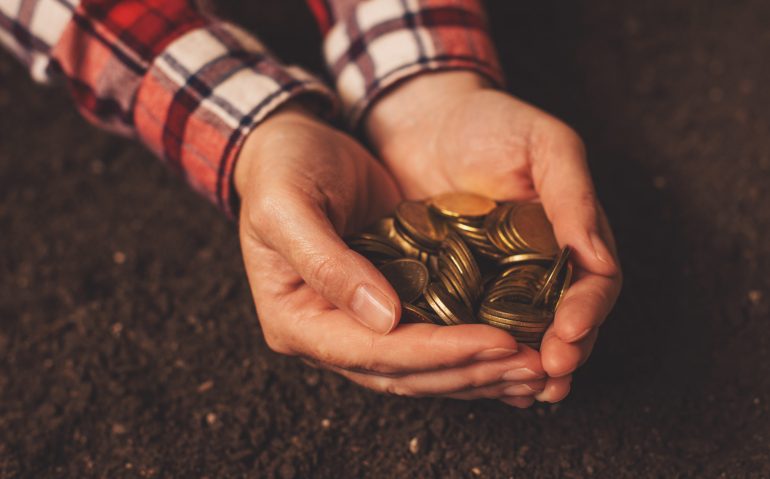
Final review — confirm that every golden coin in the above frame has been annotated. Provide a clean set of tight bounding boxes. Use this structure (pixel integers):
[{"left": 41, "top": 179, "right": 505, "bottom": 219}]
[
  {"left": 424, "top": 282, "right": 475, "bottom": 325},
  {"left": 532, "top": 246, "right": 572, "bottom": 307},
  {"left": 437, "top": 263, "right": 474, "bottom": 309},
  {"left": 391, "top": 223, "right": 426, "bottom": 259},
  {"left": 429, "top": 192, "right": 497, "bottom": 220},
  {"left": 401, "top": 303, "right": 439, "bottom": 324},
  {"left": 378, "top": 258, "right": 429, "bottom": 304},
  {"left": 395, "top": 201, "right": 447, "bottom": 249},
  {"left": 509, "top": 203, "right": 559, "bottom": 254},
  {"left": 497, "top": 252, "right": 556, "bottom": 267},
  {"left": 440, "top": 233, "right": 482, "bottom": 297},
  {"left": 546, "top": 259, "right": 573, "bottom": 312},
  {"left": 450, "top": 221, "right": 488, "bottom": 238},
  {"left": 479, "top": 302, "right": 551, "bottom": 324}
]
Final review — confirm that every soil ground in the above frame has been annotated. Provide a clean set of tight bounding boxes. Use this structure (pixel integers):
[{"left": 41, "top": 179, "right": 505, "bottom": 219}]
[{"left": 2, "top": 0, "right": 770, "bottom": 477}]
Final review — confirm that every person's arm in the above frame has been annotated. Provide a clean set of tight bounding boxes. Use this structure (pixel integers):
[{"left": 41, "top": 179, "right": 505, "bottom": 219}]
[
  {"left": 0, "top": 0, "right": 335, "bottom": 217},
  {"left": 308, "top": 0, "right": 622, "bottom": 404},
  {"left": 1, "top": 0, "right": 549, "bottom": 405}
]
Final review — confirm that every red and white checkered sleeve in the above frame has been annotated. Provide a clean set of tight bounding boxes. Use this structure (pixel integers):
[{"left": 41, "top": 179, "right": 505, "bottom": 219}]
[
  {"left": 0, "top": 0, "right": 79, "bottom": 82},
  {"left": 310, "top": 0, "right": 505, "bottom": 126},
  {"left": 2, "top": 1, "right": 336, "bottom": 218}
]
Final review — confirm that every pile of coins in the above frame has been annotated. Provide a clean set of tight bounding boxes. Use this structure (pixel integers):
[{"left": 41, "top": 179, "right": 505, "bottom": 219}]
[{"left": 346, "top": 192, "right": 572, "bottom": 349}]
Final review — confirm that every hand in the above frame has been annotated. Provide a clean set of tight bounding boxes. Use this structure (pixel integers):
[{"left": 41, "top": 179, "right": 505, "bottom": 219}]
[
  {"left": 365, "top": 72, "right": 623, "bottom": 404},
  {"left": 235, "top": 104, "right": 547, "bottom": 404}
]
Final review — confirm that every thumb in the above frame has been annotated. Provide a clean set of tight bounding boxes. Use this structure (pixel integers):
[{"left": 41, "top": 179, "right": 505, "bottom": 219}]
[
  {"left": 532, "top": 126, "right": 622, "bottom": 342},
  {"left": 246, "top": 189, "right": 401, "bottom": 334},
  {"left": 533, "top": 127, "right": 619, "bottom": 277}
]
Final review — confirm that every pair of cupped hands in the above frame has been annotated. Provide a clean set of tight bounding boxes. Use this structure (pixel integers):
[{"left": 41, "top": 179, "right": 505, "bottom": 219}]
[{"left": 234, "top": 71, "right": 622, "bottom": 408}]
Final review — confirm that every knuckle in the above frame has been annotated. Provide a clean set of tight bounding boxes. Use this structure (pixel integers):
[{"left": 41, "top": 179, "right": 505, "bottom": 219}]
[
  {"left": 259, "top": 318, "right": 293, "bottom": 356},
  {"left": 262, "top": 331, "right": 292, "bottom": 356},
  {"left": 246, "top": 192, "right": 284, "bottom": 233}
]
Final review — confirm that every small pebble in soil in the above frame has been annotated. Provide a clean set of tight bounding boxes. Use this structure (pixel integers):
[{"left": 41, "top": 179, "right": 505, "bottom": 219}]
[
  {"left": 206, "top": 412, "right": 217, "bottom": 425},
  {"left": 321, "top": 418, "right": 331, "bottom": 429},
  {"left": 748, "top": 290, "right": 762, "bottom": 304},
  {"left": 113, "top": 251, "right": 126, "bottom": 264},
  {"left": 471, "top": 466, "right": 482, "bottom": 476},
  {"left": 197, "top": 380, "right": 214, "bottom": 393},
  {"left": 111, "top": 322, "right": 123, "bottom": 337},
  {"left": 408, "top": 436, "right": 420, "bottom": 455}
]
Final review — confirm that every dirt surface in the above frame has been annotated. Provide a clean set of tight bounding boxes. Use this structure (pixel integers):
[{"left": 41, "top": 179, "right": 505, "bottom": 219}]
[{"left": 1, "top": 1, "right": 769, "bottom": 477}]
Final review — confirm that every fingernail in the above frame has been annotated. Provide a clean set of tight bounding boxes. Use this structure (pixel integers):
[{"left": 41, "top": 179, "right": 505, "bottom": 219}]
[
  {"left": 590, "top": 233, "right": 611, "bottom": 264},
  {"left": 473, "top": 347, "right": 518, "bottom": 361},
  {"left": 503, "top": 382, "right": 545, "bottom": 396},
  {"left": 351, "top": 284, "right": 396, "bottom": 334},
  {"left": 501, "top": 368, "right": 542, "bottom": 381},
  {"left": 562, "top": 327, "right": 592, "bottom": 343}
]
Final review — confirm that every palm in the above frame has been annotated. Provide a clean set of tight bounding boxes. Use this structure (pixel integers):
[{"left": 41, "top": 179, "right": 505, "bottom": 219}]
[
  {"left": 380, "top": 90, "right": 545, "bottom": 202},
  {"left": 372, "top": 85, "right": 621, "bottom": 401}
]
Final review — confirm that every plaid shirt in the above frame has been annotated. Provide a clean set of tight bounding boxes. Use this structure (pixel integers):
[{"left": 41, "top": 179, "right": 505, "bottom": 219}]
[{"left": 0, "top": 0, "right": 502, "bottom": 217}]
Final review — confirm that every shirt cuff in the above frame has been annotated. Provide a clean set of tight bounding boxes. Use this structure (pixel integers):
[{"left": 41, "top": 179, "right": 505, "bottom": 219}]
[
  {"left": 322, "top": 0, "right": 505, "bottom": 126},
  {"left": 134, "top": 21, "right": 336, "bottom": 218},
  {"left": 0, "top": 0, "right": 79, "bottom": 82}
]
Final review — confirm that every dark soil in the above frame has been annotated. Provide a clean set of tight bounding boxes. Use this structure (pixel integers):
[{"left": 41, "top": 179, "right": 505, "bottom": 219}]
[{"left": 2, "top": 0, "right": 769, "bottom": 477}]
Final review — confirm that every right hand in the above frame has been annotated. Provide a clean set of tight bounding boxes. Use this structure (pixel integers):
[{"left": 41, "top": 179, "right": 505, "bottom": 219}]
[{"left": 234, "top": 104, "right": 546, "bottom": 405}]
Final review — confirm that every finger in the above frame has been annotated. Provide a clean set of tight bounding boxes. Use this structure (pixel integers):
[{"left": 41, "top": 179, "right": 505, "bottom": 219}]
[
  {"left": 531, "top": 125, "right": 620, "bottom": 279},
  {"left": 534, "top": 374, "right": 573, "bottom": 403},
  {"left": 445, "top": 380, "right": 544, "bottom": 400},
  {"left": 323, "top": 346, "right": 544, "bottom": 396},
  {"left": 329, "top": 365, "right": 545, "bottom": 399},
  {"left": 541, "top": 326, "right": 599, "bottom": 378},
  {"left": 552, "top": 269, "right": 621, "bottom": 342},
  {"left": 265, "top": 294, "right": 521, "bottom": 374},
  {"left": 500, "top": 396, "right": 536, "bottom": 409},
  {"left": 248, "top": 188, "right": 401, "bottom": 334}
]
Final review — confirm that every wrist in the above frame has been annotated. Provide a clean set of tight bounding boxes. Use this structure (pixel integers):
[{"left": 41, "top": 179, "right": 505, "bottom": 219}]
[
  {"left": 234, "top": 101, "right": 319, "bottom": 200},
  {"left": 364, "top": 71, "right": 491, "bottom": 153}
]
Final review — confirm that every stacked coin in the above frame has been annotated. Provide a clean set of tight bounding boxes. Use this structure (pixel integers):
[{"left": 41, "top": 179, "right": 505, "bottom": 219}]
[{"left": 345, "top": 192, "right": 572, "bottom": 349}]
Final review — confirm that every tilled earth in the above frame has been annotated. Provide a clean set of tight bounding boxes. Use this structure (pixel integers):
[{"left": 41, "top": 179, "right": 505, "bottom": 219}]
[{"left": 1, "top": 1, "right": 769, "bottom": 477}]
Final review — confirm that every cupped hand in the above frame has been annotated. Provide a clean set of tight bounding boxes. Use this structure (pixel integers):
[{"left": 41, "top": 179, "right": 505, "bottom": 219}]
[
  {"left": 234, "top": 104, "right": 546, "bottom": 404},
  {"left": 365, "top": 72, "right": 623, "bottom": 404}
]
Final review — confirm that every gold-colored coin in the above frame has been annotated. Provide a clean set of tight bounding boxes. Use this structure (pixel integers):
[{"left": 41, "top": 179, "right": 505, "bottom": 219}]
[
  {"left": 429, "top": 192, "right": 497, "bottom": 220},
  {"left": 346, "top": 233, "right": 403, "bottom": 265},
  {"left": 479, "top": 301, "right": 551, "bottom": 324},
  {"left": 546, "top": 258, "right": 573, "bottom": 312},
  {"left": 532, "top": 246, "right": 572, "bottom": 307},
  {"left": 498, "top": 252, "right": 556, "bottom": 267},
  {"left": 508, "top": 203, "right": 559, "bottom": 255},
  {"left": 395, "top": 201, "right": 447, "bottom": 249},
  {"left": 484, "top": 204, "right": 519, "bottom": 254},
  {"left": 401, "top": 303, "right": 439, "bottom": 324},
  {"left": 424, "top": 282, "right": 475, "bottom": 326},
  {"left": 378, "top": 258, "right": 429, "bottom": 304}
]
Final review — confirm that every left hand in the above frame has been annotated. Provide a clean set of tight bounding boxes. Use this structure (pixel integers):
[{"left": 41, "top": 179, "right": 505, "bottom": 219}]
[{"left": 364, "top": 71, "right": 623, "bottom": 404}]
